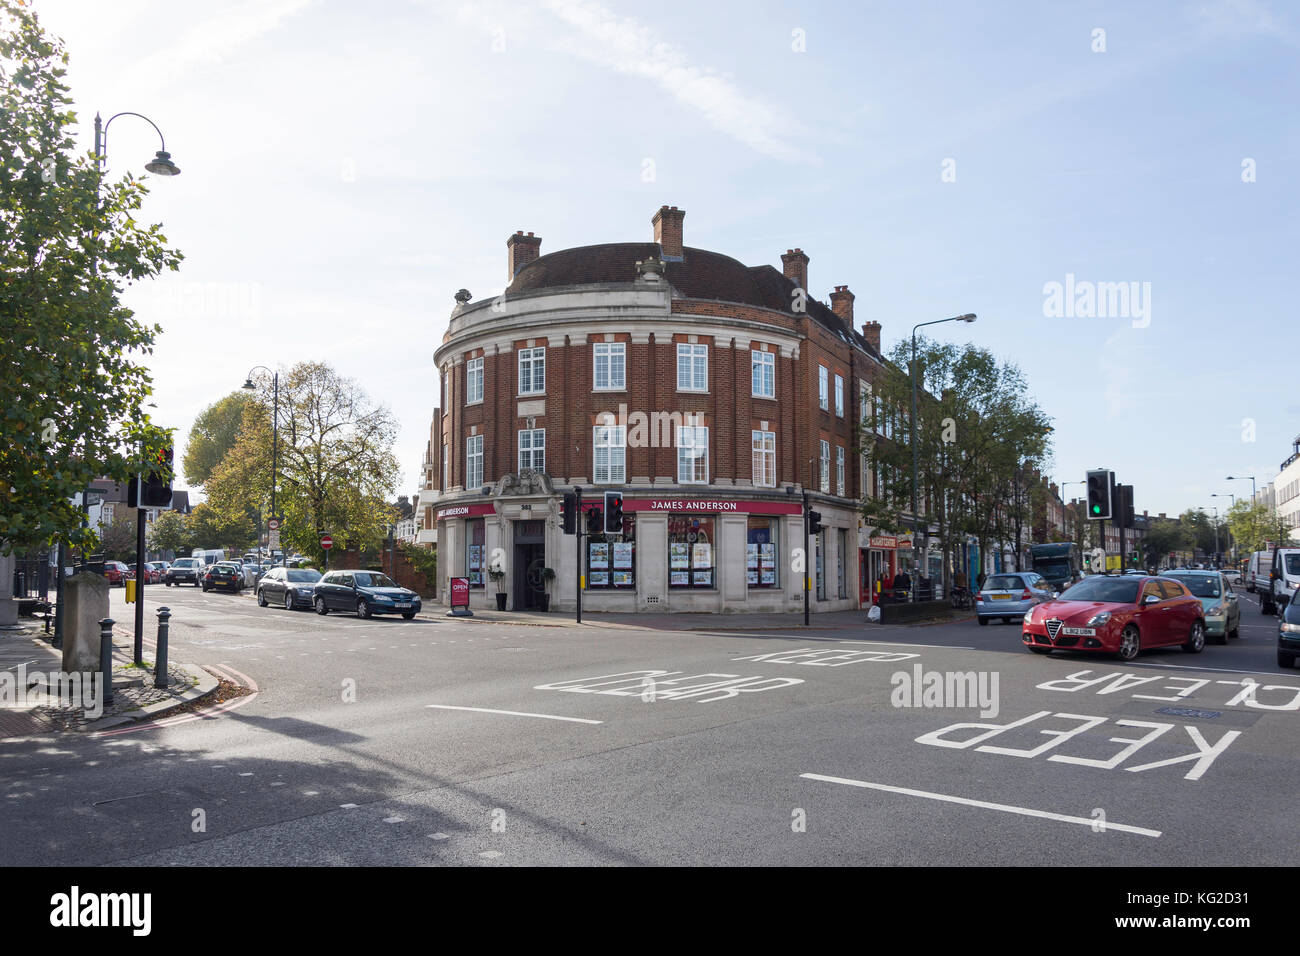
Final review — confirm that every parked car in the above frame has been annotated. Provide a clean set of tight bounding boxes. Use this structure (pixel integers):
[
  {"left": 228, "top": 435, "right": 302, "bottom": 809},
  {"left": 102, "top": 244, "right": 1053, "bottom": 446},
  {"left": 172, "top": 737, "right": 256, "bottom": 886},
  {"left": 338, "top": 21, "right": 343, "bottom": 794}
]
[
  {"left": 1221, "top": 568, "right": 1241, "bottom": 586},
  {"left": 1023, "top": 574, "right": 1206, "bottom": 661},
  {"left": 312, "top": 570, "right": 421, "bottom": 619},
  {"left": 202, "top": 561, "right": 245, "bottom": 593},
  {"left": 1279, "top": 598, "right": 1300, "bottom": 668},
  {"left": 103, "top": 561, "right": 135, "bottom": 587},
  {"left": 257, "top": 567, "right": 322, "bottom": 610},
  {"left": 1164, "top": 570, "right": 1240, "bottom": 643},
  {"left": 165, "top": 557, "right": 204, "bottom": 587},
  {"left": 974, "top": 571, "right": 1056, "bottom": 626}
]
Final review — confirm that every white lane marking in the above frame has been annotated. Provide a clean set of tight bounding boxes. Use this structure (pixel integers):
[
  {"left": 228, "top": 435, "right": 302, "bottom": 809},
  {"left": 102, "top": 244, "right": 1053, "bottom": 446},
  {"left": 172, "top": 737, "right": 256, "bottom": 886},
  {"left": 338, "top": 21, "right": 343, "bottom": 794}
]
[
  {"left": 480, "top": 850, "right": 502, "bottom": 859},
  {"left": 340, "top": 803, "right": 358, "bottom": 809},
  {"left": 428, "top": 832, "right": 449, "bottom": 840},
  {"left": 838, "top": 640, "right": 974, "bottom": 649},
  {"left": 424, "top": 704, "right": 602, "bottom": 725},
  {"left": 1121, "top": 661, "right": 1291, "bottom": 678},
  {"left": 800, "top": 773, "right": 1162, "bottom": 838}
]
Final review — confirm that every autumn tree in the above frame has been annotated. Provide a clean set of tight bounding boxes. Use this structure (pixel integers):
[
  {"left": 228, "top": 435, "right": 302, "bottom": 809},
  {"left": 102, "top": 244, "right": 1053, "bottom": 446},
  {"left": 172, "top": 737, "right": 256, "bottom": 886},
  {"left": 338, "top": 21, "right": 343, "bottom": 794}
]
[
  {"left": 0, "top": 0, "right": 182, "bottom": 554},
  {"left": 182, "top": 391, "right": 252, "bottom": 486}
]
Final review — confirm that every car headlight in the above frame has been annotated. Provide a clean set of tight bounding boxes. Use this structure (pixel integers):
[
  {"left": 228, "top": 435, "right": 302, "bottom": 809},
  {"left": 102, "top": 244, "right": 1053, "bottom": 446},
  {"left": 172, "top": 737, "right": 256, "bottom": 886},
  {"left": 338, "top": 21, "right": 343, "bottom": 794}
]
[
  {"left": 1086, "top": 612, "right": 1112, "bottom": 627},
  {"left": 1023, "top": 609, "right": 1034, "bottom": 624},
  {"left": 1281, "top": 622, "right": 1300, "bottom": 634},
  {"left": 373, "top": 593, "right": 392, "bottom": 601},
  {"left": 297, "top": 587, "right": 313, "bottom": 594},
  {"left": 1205, "top": 604, "right": 1224, "bottom": 616}
]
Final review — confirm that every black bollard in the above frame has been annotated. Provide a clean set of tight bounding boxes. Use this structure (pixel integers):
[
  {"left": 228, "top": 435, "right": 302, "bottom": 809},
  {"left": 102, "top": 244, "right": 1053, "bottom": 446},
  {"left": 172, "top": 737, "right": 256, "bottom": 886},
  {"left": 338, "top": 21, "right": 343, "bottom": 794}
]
[
  {"left": 154, "top": 606, "right": 171, "bottom": 689},
  {"left": 99, "top": 617, "right": 115, "bottom": 707}
]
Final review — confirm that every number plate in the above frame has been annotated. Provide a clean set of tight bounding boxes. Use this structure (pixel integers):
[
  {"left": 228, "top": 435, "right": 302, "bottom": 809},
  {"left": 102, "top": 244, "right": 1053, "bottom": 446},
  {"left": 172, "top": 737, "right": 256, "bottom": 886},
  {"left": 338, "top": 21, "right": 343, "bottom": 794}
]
[
  {"left": 990, "top": 593, "right": 1013, "bottom": 601},
  {"left": 396, "top": 603, "right": 411, "bottom": 609}
]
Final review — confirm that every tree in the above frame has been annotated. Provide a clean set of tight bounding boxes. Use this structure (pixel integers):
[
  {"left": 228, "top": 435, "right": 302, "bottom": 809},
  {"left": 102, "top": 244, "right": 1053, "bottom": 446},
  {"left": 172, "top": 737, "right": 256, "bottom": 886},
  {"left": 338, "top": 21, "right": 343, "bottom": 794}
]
[
  {"left": 182, "top": 391, "right": 252, "bottom": 486},
  {"left": 1227, "top": 500, "right": 1295, "bottom": 556},
  {"left": 0, "top": 1, "right": 183, "bottom": 554},
  {"left": 99, "top": 512, "right": 136, "bottom": 561},
  {"left": 147, "top": 509, "right": 190, "bottom": 555},
  {"left": 203, "top": 362, "right": 401, "bottom": 566},
  {"left": 187, "top": 502, "right": 254, "bottom": 552},
  {"left": 1142, "top": 517, "right": 1191, "bottom": 568}
]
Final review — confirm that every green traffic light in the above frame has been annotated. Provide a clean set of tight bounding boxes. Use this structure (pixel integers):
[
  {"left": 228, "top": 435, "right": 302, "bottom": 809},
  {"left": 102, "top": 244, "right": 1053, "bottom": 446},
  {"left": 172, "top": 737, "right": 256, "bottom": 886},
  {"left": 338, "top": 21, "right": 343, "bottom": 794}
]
[{"left": 1091, "top": 505, "right": 1101, "bottom": 514}]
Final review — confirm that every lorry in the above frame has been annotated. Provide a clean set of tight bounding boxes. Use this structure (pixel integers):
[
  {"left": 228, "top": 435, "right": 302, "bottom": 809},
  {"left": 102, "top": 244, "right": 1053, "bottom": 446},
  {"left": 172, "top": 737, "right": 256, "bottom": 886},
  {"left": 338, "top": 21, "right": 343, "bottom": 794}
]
[
  {"left": 1028, "top": 542, "right": 1081, "bottom": 592},
  {"left": 1249, "top": 547, "right": 1300, "bottom": 615}
]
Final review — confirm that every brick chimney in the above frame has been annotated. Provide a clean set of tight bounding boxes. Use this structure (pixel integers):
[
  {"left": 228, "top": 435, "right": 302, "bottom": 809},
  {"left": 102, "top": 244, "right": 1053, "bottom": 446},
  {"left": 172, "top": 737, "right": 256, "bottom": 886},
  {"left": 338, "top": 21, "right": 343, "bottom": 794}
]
[
  {"left": 652, "top": 205, "right": 685, "bottom": 260},
  {"left": 861, "top": 320, "right": 881, "bottom": 354},
  {"left": 781, "top": 248, "right": 808, "bottom": 291},
  {"left": 506, "top": 231, "right": 541, "bottom": 280},
  {"left": 829, "top": 284, "right": 854, "bottom": 323}
]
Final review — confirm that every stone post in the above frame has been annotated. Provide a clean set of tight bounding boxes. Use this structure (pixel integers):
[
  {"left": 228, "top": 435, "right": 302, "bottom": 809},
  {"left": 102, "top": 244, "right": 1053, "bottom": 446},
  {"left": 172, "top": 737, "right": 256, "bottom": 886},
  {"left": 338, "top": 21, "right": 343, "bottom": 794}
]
[{"left": 61, "top": 573, "right": 110, "bottom": 672}]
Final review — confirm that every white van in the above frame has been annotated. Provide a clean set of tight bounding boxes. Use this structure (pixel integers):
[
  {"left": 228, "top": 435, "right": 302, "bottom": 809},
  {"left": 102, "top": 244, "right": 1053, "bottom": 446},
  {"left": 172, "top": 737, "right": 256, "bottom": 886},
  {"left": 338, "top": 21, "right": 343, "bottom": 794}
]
[
  {"left": 1247, "top": 550, "right": 1269, "bottom": 594},
  {"left": 1257, "top": 547, "right": 1300, "bottom": 615},
  {"left": 192, "top": 548, "right": 228, "bottom": 567}
]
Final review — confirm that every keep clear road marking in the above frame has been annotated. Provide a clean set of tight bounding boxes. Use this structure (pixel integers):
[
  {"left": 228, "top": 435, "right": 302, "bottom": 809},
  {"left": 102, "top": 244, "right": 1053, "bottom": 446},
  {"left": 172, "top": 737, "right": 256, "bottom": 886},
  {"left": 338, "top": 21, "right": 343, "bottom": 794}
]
[
  {"left": 800, "top": 773, "right": 1162, "bottom": 839},
  {"left": 425, "top": 704, "right": 602, "bottom": 725},
  {"left": 838, "top": 640, "right": 975, "bottom": 650}
]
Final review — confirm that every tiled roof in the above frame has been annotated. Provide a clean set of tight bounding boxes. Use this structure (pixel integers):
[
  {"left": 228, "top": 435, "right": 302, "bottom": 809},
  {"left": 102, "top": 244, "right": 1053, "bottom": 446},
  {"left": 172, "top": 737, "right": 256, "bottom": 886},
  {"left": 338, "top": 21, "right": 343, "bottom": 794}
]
[{"left": 504, "top": 243, "right": 875, "bottom": 357}]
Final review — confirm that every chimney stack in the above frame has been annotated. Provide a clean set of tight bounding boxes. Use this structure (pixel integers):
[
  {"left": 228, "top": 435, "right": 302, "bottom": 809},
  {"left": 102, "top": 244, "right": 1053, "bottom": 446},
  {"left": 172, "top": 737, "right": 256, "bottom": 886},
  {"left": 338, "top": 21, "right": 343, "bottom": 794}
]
[
  {"left": 829, "top": 284, "right": 854, "bottom": 323},
  {"left": 781, "top": 248, "right": 809, "bottom": 292},
  {"left": 652, "top": 205, "right": 685, "bottom": 260},
  {"left": 507, "top": 231, "right": 542, "bottom": 281},
  {"left": 861, "top": 320, "right": 881, "bottom": 354}
]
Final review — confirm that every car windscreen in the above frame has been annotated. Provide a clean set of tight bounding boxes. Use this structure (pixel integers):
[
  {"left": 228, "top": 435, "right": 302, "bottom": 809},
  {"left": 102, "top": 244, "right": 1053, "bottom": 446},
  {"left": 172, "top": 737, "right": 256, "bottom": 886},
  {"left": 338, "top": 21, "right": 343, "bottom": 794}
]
[
  {"left": 982, "top": 575, "right": 1024, "bottom": 591},
  {"left": 1059, "top": 577, "right": 1139, "bottom": 603},
  {"left": 1167, "top": 574, "right": 1220, "bottom": 598},
  {"left": 354, "top": 572, "right": 397, "bottom": 589},
  {"left": 287, "top": 570, "right": 321, "bottom": 582},
  {"left": 1286, "top": 554, "right": 1300, "bottom": 576}
]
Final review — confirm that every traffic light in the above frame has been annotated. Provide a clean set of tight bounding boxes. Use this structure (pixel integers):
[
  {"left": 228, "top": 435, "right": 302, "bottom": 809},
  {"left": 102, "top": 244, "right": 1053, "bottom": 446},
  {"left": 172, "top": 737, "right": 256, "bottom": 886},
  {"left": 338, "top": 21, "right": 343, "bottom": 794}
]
[
  {"left": 604, "top": 491, "right": 624, "bottom": 534},
  {"left": 807, "top": 510, "right": 823, "bottom": 534},
  {"left": 126, "top": 445, "right": 174, "bottom": 508},
  {"left": 562, "top": 492, "right": 577, "bottom": 534},
  {"left": 1086, "top": 469, "right": 1112, "bottom": 520},
  {"left": 142, "top": 445, "right": 174, "bottom": 507},
  {"left": 586, "top": 506, "right": 603, "bottom": 536},
  {"left": 1116, "top": 483, "right": 1135, "bottom": 528}
]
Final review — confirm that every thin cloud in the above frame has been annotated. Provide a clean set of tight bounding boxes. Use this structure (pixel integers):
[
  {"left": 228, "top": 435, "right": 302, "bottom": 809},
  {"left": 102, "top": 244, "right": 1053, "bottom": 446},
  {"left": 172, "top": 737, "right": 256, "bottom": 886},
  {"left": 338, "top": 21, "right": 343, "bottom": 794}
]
[
  {"left": 133, "top": 0, "right": 315, "bottom": 81},
  {"left": 535, "top": 0, "right": 818, "bottom": 165}
]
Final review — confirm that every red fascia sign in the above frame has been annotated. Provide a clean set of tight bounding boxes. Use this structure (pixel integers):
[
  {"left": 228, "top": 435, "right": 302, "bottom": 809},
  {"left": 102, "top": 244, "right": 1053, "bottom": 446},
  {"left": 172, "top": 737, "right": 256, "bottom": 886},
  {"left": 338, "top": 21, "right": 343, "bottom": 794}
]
[
  {"left": 436, "top": 503, "right": 497, "bottom": 521},
  {"left": 450, "top": 577, "right": 470, "bottom": 607},
  {"left": 620, "top": 498, "right": 804, "bottom": 516}
]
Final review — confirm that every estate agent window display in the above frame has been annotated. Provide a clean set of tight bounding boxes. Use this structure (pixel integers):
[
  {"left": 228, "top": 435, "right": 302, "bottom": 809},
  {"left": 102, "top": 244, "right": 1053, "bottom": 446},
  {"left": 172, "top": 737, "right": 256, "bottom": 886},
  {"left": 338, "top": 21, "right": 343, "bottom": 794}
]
[
  {"left": 668, "top": 515, "right": 715, "bottom": 589},
  {"left": 586, "top": 515, "right": 636, "bottom": 589}
]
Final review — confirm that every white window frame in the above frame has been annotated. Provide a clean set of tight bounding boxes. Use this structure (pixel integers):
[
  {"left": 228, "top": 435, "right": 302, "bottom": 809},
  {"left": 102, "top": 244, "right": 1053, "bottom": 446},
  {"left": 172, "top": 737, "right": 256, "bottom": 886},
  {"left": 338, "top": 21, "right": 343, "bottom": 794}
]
[
  {"left": 818, "top": 365, "right": 829, "bottom": 410},
  {"left": 517, "top": 428, "right": 545, "bottom": 472},
  {"left": 836, "top": 445, "right": 845, "bottom": 497},
  {"left": 466, "top": 357, "right": 484, "bottom": 405},
  {"left": 593, "top": 425, "right": 626, "bottom": 483},
  {"left": 751, "top": 350, "right": 775, "bottom": 398},
  {"left": 834, "top": 374, "right": 844, "bottom": 418},
  {"left": 752, "top": 430, "right": 776, "bottom": 487},
  {"left": 518, "top": 347, "right": 546, "bottom": 396},
  {"left": 593, "top": 343, "right": 626, "bottom": 391},
  {"left": 676, "top": 426, "right": 709, "bottom": 484},
  {"left": 677, "top": 344, "right": 708, "bottom": 392},
  {"left": 466, "top": 435, "right": 484, "bottom": 489},
  {"left": 819, "top": 440, "right": 830, "bottom": 493}
]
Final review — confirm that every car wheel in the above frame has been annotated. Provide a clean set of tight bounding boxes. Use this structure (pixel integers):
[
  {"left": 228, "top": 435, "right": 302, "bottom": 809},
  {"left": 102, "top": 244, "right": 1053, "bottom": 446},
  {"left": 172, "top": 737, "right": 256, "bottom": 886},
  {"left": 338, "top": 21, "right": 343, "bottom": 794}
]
[
  {"left": 357, "top": 599, "right": 371, "bottom": 619},
  {"left": 1118, "top": 625, "right": 1141, "bottom": 662},
  {"left": 1182, "top": 620, "right": 1206, "bottom": 654},
  {"left": 284, "top": 592, "right": 294, "bottom": 611},
  {"left": 402, "top": 611, "right": 416, "bottom": 620},
  {"left": 1280, "top": 650, "right": 1297, "bottom": 669},
  {"left": 1230, "top": 624, "right": 1240, "bottom": 639},
  {"left": 978, "top": 617, "right": 988, "bottom": 626},
  {"left": 257, "top": 589, "right": 267, "bottom": 607},
  {"left": 315, "top": 596, "right": 328, "bottom": 616}
]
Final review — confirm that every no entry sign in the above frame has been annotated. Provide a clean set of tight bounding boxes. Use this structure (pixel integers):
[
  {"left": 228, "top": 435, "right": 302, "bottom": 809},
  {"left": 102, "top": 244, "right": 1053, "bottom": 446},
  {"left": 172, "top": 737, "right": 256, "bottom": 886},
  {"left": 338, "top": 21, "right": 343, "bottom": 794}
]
[{"left": 320, "top": 534, "right": 333, "bottom": 550}]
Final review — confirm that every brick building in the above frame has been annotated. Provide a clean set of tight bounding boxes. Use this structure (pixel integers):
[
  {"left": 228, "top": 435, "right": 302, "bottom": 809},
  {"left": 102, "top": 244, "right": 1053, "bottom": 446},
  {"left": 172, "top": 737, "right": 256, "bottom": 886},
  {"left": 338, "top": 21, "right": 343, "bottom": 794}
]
[{"left": 418, "top": 205, "right": 916, "bottom": 612}]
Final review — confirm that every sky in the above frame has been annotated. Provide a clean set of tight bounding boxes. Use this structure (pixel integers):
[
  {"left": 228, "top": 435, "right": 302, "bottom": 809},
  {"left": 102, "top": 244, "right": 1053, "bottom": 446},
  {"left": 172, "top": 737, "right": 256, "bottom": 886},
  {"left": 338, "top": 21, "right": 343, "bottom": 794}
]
[{"left": 30, "top": 0, "right": 1300, "bottom": 520}]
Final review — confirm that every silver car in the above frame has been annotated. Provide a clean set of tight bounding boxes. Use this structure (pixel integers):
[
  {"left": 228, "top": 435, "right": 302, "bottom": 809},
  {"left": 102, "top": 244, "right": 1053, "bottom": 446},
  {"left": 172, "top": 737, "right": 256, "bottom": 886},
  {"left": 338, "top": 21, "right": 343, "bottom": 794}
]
[{"left": 976, "top": 571, "right": 1057, "bottom": 625}]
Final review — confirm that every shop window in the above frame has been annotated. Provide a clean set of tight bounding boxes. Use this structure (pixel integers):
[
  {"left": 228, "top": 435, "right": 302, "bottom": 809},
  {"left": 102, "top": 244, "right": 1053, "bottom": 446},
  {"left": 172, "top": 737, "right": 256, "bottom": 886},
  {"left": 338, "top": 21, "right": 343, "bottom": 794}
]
[
  {"left": 747, "top": 517, "right": 779, "bottom": 588},
  {"left": 586, "top": 515, "right": 636, "bottom": 588},
  {"left": 466, "top": 519, "right": 485, "bottom": 588},
  {"left": 668, "top": 515, "right": 714, "bottom": 588}
]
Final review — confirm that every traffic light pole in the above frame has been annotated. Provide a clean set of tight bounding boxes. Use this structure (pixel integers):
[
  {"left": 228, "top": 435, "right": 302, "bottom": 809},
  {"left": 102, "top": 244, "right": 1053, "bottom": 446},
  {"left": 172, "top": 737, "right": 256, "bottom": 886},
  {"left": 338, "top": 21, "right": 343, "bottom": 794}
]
[
  {"left": 575, "top": 487, "right": 583, "bottom": 625},
  {"left": 134, "top": 478, "right": 146, "bottom": 665},
  {"left": 803, "top": 491, "right": 810, "bottom": 627}
]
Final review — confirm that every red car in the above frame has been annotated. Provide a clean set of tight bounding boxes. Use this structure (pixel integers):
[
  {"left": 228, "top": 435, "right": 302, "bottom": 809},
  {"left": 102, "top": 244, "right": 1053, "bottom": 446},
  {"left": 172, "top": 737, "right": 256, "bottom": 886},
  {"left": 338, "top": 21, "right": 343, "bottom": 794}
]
[
  {"left": 1022, "top": 574, "right": 1206, "bottom": 661},
  {"left": 102, "top": 561, "right": 135, "bottom": 587}
]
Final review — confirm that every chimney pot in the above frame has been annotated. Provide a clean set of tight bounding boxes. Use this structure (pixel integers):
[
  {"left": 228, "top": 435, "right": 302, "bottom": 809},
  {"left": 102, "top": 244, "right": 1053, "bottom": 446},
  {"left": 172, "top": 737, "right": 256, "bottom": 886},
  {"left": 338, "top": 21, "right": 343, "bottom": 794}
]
[
  {"left": 780, "top": 248, "right": 810, "bottom": 292},
  {"left": 860, "top": 319, "right": 881, "bottom": 354},
  {"left": 829, "top": 284, "right": 855, "bottom": 324}
]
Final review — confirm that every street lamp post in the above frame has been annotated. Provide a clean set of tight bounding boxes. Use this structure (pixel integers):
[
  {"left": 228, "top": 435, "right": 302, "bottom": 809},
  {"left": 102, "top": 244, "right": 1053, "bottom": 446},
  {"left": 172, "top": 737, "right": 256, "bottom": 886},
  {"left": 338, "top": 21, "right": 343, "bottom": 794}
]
[
  {"left": 910, "top": 313, "right": 976, "bottom": 602},
  {"left": 1212, "top": 493, "right": 1237, "bottom": 561},
  {"left": 93, "top": 110, "right": 179, "bottom": 665},
  {"left": 243, "top": 368, "right": 280, "bottom": 566},
  {"left": 1210, "top": 506, "right": 1221, "bottom": 565},
  {"left": 1226, "top": 475, "right": 1256, "bottom": 505}
]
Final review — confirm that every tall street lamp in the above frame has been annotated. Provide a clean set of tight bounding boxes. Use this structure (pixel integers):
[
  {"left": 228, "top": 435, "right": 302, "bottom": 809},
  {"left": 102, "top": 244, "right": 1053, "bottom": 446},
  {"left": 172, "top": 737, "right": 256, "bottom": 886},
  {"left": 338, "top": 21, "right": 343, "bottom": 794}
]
[
  {"left": 1226, "top": 475, "right": 1256, "bottom": 504},
  {"left": 91, "top": 110, "right": 179, "bottom": 665},
  {"left": 910, "top": 313, "right": 976, "bottom": 602},
  {"left": 243, "top": 368, "right": 280, "bottom": 566},
  {"left": 1212, "top": 493, "right": 1237, "bottom": 560}
]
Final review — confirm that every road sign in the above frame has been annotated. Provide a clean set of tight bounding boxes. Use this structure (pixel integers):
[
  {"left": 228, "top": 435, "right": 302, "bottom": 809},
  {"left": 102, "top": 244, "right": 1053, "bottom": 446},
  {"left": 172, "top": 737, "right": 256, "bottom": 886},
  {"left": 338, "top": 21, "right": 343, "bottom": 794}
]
[
  {"left": 267, "top": 518, "right": 281, "bottom": 531},
  {"left": 320, "top": 534, "right": 334, "bottom": 550},
  {"left": 268, "top": 530, "right": 281, "bottom": 549}
]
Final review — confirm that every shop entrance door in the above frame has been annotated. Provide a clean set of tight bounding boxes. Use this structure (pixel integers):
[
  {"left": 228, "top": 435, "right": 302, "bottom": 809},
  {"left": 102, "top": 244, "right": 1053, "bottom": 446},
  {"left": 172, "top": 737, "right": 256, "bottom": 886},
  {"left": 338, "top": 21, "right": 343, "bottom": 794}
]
[{"left": 513, "top": 520, "right": 546, "bottom": 611}]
